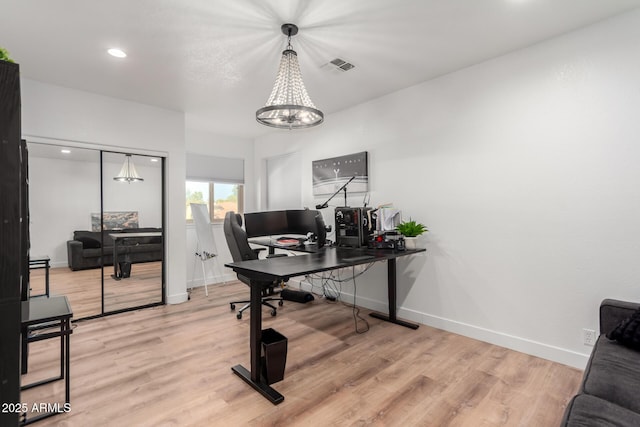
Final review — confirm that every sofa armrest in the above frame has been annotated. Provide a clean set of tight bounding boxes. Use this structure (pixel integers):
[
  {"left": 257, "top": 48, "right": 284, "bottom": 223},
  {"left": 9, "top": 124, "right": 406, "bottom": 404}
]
[
  {"left": 67, "top": 240, "right": 83, "bottom": 271},
  {"left": 600, "top": 299, "right": 640, "bottom": 335}
]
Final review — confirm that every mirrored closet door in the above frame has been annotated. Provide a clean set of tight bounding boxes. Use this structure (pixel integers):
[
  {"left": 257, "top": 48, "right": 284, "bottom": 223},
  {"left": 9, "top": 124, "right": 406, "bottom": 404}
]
[
  {"left": 28, "top": 142, "right": 103, "bottom": 318},
  {"left": 102, "top": 151, "right": 164, "bottom": 313},
  {"left": 27, "top": 141, "right": 165, "bottom": 319}
]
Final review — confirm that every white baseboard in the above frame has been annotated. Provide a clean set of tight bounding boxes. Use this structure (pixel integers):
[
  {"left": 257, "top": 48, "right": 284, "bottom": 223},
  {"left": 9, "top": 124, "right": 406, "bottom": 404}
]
[
  {"left": 413, "top": 310, "right": 590, "bottom": 370},
  {"left": 51, "top": 261, "right": 68, "bottom": 269},
  {"left": 290, "top": 278, "right": 590, "bottom": 370},
  {"left": 167, "top": 292, "right": 188, "bottom": 304},
  {"left": 187, "top": 272, "right": 236, "bottom": 289}
]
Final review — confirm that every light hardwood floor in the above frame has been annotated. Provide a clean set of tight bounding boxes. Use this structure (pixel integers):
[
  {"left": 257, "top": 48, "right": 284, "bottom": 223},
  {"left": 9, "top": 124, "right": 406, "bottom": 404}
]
[
  {"left": 21, "top": 282, "right": 582, "bottom": 426},
  {"left": 29, "top": 262, "right": 163, "bottom": 319}
]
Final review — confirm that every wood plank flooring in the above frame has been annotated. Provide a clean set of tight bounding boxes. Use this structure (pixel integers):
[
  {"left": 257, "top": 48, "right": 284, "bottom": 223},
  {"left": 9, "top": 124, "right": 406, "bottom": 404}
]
[
  {"left": 29, "top": 262, "right": 162, "bottom": 319},
  {"left": 21, "top": 282, "right": 582, "bottom": 426}
]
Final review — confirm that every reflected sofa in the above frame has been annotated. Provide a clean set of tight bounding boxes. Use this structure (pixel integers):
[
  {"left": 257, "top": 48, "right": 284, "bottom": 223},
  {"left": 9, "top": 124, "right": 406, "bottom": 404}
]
[{"left": 67, "top": 227, "right": 162, "bottom": 271}]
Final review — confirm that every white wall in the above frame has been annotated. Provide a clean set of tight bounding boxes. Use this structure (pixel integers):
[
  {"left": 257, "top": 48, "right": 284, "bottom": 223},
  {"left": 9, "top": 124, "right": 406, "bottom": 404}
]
[
  {"left": 22, "top": 79, "right": 188, "bottom": 304},
  {"left": 253, "top": 10, "right": 640, "bottom": 368},
  {"left": 29, "top": 155, "right": 101, "bottom": 267},
  {"left": 266, "top": 152, "right": 302, "bottom": 210},
  {"left": 102, "top": 157, "right": 163, "bottom": 227},
  {"left": 184, "top": 128, "right": 255, "bottom": 288}
]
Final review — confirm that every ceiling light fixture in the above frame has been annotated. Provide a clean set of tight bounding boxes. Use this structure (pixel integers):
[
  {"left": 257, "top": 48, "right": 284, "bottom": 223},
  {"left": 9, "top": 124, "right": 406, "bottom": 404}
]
[
  {"left": 60, "top": 149, "right": 71, "bottom": 154},
  {"left": 256, "top": 23, "right": 324, "bottom": 130},
  {"left": 114, "top": 154, "right": 143, "bottom": 183},
  {"left": 107, "top": 48, "right": 127, "bottom": 58}
]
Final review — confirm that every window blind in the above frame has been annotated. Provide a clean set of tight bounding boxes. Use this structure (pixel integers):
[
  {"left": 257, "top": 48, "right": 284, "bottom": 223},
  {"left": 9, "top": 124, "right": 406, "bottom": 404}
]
[{"left": 186, "top": 153, "right": 244, "bottom": 184}]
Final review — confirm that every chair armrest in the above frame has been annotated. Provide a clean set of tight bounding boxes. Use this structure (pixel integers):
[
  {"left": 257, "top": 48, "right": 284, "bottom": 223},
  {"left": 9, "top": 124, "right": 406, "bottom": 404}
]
[
  {"left": 252, "top": 248, "right": 266, "bottom": 256},
  {"left": 600, "top": 299, "right": 640, "bottom": 335}
]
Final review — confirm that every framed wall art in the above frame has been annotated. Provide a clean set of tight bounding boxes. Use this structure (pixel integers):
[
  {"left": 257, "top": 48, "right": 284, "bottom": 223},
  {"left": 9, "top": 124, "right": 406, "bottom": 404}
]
[{"left": 312, "top": 151, "right": 368, "bottom": 196}]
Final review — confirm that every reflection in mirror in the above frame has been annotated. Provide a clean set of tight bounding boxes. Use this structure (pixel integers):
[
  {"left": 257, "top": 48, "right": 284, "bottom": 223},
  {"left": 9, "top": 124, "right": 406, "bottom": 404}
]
[
  {"left": 102, "top": 152, "right": 164, "bottom": 313},
  {"left": 27, "top": 142, "right": 103, "bottom": 319}
]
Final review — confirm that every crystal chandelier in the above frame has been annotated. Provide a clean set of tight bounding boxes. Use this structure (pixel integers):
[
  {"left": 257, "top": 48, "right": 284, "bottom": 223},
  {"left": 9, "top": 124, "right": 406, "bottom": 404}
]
[
  {"left": 256, "top": 23, "right": 324, "bottom": 129},
  {"left": 113, "top": 154, "right": 144, "bottom": 183}
]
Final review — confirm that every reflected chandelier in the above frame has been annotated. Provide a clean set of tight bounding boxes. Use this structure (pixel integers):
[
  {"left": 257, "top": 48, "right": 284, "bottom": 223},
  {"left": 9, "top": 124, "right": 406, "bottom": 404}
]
[
  {"left": 114, "top": 154, "right": 144, "bottom": 183},
  {"left": 256, "top": 23, "right": 324, "bottom": 129}
]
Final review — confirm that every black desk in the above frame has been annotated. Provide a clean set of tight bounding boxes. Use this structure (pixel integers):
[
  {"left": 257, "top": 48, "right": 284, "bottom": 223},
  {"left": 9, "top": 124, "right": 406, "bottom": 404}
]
[
  {"left": 225, "top": 246, "right": 425, "bottom": 404},
  {"left": 21, "top": 295, "right": 73, "bottom": 425},
  {"left": 109, "top": 232, "right": 162, "bottom": 280}
]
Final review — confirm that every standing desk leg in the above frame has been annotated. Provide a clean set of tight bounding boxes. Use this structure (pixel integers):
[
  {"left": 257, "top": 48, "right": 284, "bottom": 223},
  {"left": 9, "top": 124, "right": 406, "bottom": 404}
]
[
  {"left": 231, "top": 281, "right": 284, "bottom": 404},
  {"left": 369, "top": 258, "right": 419, "bottom": 330}
]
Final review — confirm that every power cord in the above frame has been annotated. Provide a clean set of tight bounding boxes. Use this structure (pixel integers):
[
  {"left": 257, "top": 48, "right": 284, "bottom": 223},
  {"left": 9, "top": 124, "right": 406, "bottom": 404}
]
[
  {"left": 300, "top": 264, "right": 373, "bottom": 333},
  {"left": 350, "top": 265, "right": 369, "bottom": 334}
]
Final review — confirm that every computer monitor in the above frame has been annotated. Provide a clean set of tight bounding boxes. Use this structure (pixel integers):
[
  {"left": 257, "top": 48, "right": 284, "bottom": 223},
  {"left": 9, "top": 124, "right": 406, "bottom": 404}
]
[
  {"left": 244, "top": 211, "right": 288, "bottom": 238},
  {"left": 243, "top": 209, "right": 323, "bottom": 240},
  {"left": 285, "top": 210, "right": 319, "bottom": 236}
]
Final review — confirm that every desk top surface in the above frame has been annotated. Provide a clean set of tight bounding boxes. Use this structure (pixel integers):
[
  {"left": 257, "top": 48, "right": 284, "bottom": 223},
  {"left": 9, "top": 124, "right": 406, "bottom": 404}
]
[
  {"left": 226, "top": 246, "right": 425, "bottom": 280},
  {"left": 249, "top": 236, "right": 318, "bottom": 253},
  {"left": 22, "top": 295, "right": 73, "bottom": 325}
]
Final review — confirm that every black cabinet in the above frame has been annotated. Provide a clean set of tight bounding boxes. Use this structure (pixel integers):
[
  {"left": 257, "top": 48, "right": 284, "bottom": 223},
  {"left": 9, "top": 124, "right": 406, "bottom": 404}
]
[{"left": 0, "top": 59, "right": 23, "bottom": 427}]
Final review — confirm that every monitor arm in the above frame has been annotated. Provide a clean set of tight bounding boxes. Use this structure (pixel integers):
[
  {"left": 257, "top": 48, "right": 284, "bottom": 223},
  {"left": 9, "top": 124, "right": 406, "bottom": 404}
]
[{"left": 315, "top": 176, "right": 355, "bottom": 209}]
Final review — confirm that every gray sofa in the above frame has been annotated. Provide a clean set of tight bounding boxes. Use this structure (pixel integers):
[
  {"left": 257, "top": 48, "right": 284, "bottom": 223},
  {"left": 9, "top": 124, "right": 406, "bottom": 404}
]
[
  {"left": 67, "top": 227, "right": 162, "bottom": 271},
  {"left": 562, "top": 299, "right": 640, "bottom": 426}
]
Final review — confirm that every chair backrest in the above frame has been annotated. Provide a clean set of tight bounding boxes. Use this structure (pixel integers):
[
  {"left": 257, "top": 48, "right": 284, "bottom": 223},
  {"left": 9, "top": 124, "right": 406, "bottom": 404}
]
[{"left": 223, "top": 211, "right": 258, "bottom": 262}]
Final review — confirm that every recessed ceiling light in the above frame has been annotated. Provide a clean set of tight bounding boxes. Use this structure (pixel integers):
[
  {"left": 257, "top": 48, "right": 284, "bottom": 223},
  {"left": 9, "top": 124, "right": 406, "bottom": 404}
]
[
  {"left": 61, "top": 149, "right": 71, "bottom": 154},
  {"left": 107, "top": 48, "right": 127, "bottom": 58},
  {"left": 150, "top": 158, "right": 159, "bottom": 162}
]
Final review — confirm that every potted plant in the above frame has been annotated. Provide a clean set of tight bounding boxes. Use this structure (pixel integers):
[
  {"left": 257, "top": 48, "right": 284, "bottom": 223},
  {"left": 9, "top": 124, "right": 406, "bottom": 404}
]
[
  {"left": 0, "top": 47, "right": 14, "bottom": 63},
  {"left": 396, "top": 219, "right": 428, "bottom": 250}
]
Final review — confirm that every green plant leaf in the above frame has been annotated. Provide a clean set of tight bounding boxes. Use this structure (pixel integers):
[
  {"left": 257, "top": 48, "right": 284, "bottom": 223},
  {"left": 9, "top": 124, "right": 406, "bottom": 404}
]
[
  {"left": 0, "top": 47, "right": 15, "bottom": 63},
  {"left": 396, "top": 219, "right": 428, "bottom": 237}
]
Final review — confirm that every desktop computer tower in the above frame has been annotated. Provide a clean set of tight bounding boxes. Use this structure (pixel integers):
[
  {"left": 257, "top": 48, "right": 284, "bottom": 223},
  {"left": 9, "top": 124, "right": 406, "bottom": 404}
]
[{"left": 335, "top": 207, "right": 374, "bottom": 248}]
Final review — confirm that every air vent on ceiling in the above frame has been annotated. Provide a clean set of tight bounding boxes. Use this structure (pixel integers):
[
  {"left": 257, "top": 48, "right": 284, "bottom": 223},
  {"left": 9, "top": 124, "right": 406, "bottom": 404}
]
[{"left": 324, "top": 57, "right": 355, "bottom": 72}]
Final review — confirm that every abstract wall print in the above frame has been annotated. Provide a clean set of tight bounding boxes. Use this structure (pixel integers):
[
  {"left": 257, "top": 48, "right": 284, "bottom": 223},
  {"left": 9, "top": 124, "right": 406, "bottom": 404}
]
[
  {"left": 91, "top": 211, "right": 139, "bottom": 231},
  {"left": 312, "top": 151, "right": 368, "bottom": 196}
]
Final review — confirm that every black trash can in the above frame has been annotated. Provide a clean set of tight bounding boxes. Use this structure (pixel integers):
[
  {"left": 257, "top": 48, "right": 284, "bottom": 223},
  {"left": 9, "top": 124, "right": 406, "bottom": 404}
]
[
  {"left": 261, "top": 328, "right": 288, "bottom": 385},
  {"left": 119, "top": 261, "right": 132, "bottom": 278}
]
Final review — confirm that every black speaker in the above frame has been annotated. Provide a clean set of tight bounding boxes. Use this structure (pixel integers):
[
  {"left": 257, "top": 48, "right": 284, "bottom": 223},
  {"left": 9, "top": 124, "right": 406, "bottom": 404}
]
[
  {"left": 314, "top": 213, "right": 327, "bottom": 247},
  {"left": 281, "top": 288, "right": 314, "bottom": 303}
]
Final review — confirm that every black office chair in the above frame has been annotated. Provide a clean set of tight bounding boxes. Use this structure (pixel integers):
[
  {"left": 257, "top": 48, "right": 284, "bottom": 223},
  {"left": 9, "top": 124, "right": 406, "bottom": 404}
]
[{"left": 223, "top": 211, "right": 284, "bottom": 319}]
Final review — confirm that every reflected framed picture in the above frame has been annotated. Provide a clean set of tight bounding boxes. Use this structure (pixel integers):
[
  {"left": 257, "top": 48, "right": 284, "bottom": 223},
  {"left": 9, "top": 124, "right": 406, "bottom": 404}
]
[
  {"left": 91, "top": 211, "right": 139, "bottom": 231},
  {"left": 312, "top": 151, "right": 368, "bottom": 196}
]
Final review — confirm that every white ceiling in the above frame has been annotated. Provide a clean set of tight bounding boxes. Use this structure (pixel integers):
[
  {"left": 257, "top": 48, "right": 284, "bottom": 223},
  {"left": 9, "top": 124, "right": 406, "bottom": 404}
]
[{"left": 2, "top": 0, "right": 640, "bottom": 139}]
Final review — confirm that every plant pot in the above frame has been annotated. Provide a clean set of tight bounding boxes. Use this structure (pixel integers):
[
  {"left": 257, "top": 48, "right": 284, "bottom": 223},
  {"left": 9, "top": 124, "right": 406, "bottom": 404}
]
[{"left": 404, "top": 236, "right": 418, "bottom": 250}]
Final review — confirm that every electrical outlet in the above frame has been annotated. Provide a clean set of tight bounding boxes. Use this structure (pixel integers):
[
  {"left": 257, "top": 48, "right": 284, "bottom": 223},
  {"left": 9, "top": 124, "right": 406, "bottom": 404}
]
[{"left": 583, "top": 328, "right": 597, "bottom": 346}]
